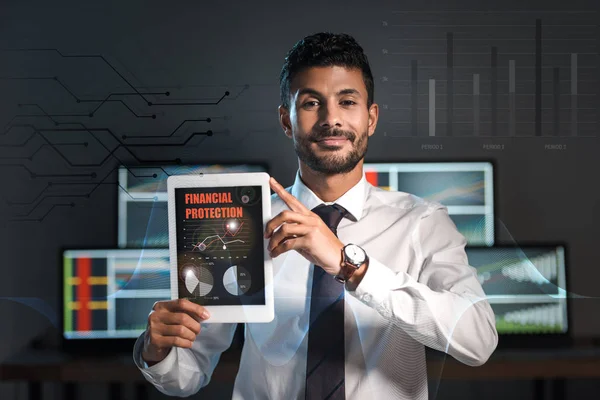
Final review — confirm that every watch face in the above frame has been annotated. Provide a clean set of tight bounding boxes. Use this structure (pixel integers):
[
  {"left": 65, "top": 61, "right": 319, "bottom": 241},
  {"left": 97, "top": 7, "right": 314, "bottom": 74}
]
[{"left": 345, "top": 244, "right": 366, "bottom": 265}]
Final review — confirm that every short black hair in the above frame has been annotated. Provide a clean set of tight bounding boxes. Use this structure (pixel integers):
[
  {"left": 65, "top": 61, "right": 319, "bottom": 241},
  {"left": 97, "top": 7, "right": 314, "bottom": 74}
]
[{"left": 279, "top": 32, "right": 374, "bottom": 109}]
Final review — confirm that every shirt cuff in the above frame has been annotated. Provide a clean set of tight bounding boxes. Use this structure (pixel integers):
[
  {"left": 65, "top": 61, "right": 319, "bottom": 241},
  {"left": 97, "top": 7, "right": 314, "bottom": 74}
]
[
  {"left": 133, "top": 331, "right": 178, "bottom": 382},
  {"left": 348, "top": 257, "right": 406, "bottom": 311}
]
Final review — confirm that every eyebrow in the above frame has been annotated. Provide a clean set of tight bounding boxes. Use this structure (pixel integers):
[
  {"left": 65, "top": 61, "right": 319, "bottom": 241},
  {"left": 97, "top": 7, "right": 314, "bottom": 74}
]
[{"left": 297, "top": 88, "right": 362, "bottom": 98}]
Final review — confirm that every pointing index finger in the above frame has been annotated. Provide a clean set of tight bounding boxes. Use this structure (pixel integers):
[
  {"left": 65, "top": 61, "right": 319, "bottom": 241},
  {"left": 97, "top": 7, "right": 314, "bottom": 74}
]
[{"left": 269, "top": 177, "right": 308, "bottom": 214}]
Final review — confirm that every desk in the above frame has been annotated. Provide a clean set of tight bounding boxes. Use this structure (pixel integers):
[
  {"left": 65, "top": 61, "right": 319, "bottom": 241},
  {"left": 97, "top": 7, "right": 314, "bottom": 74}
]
[
  {"left": 427, "top": 347, "right": 600, "bottom": 379},
  {"left": 427, "top": 347, "right": 600, "bottom": 400},
  {"left": 3, "top": 347, "right": 600, "bottom": 399},
  {"left": 0, "top": 348, "right": 241, "bottom": 400}
]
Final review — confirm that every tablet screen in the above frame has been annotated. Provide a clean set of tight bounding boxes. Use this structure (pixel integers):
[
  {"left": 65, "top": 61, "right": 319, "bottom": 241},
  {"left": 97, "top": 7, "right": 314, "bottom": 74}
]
[{"left": 174, "top": 186, "right": 265, "bottom": 306}]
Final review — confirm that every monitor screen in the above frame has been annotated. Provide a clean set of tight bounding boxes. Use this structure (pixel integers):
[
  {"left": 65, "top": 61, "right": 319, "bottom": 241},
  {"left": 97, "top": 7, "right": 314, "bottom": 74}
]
[
  {"left": 63, "top": 249, "right": 170, "bottom": 340},
  {"left": 118, "top": 164, "right": 267, "bottom": 248},
  {"left": 465, "top": 245, "right": 568, "bottom": 335},
  {"left": 63, "top": 245, "right": 567, "bottom": 340},
  {"left": 363, "top": 162, "right": 494, "bottom": 246}
]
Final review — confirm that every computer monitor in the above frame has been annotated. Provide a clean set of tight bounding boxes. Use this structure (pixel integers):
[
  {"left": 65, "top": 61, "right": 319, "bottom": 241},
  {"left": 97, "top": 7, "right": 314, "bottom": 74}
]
[
  {"left": 465, "top": 245, "right": 568, "bottom": 335},
  {"left": 363, "top": 162, "right": 494, "bottom": 246},
  {"left": 62, "top": 249, "right": 170, "bottom": 344},
  {"left": 61, "top": 243, "right": 567, "bottom": 350},
  {"left": 118, "top": 164, "right": 267, "bottom": 248}
]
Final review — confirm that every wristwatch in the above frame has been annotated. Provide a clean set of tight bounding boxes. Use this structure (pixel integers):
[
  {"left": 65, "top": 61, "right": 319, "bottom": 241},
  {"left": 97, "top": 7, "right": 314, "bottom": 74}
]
[{"left": 335, "top": 243, "right": 368, "bottom": 284}]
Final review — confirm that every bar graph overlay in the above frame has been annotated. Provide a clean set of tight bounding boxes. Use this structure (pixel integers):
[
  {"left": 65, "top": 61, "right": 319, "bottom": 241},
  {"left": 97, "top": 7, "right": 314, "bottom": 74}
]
[{"left": 381, "top": 9, "right": 598, "bottom": 138}]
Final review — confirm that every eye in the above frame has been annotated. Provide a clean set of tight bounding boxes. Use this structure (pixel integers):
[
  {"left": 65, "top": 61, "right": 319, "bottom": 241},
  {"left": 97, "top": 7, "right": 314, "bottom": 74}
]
[
  {"left": 341, "top": 100, "right": 356, "bottom": 106},
  {"left": 302, "top": 101, "right": 319, "bottom": 109}
]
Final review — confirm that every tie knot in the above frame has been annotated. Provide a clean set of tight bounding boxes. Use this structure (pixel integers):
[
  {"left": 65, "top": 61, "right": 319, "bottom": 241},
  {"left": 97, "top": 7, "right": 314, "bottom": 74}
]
[{"left": 311, "top": 204, "right": 347, "bottom": 232}]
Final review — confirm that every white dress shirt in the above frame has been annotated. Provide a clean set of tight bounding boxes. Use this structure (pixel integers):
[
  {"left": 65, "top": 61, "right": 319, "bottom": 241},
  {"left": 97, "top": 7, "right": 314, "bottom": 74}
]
[{"left": 133, "top": 171, "right": 498, "bottom": 399}]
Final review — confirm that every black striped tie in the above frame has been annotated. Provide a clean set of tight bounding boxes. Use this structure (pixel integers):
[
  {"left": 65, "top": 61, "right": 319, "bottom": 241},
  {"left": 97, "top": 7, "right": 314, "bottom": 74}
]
[{"left": 305, "top": 203, "right": 347, "bottom": 400}]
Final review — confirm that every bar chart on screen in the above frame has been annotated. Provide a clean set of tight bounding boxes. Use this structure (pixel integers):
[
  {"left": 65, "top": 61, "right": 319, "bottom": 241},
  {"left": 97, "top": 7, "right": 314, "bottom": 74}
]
[{"left": 378, "top": 10, "right": 598, "bottom": 139}]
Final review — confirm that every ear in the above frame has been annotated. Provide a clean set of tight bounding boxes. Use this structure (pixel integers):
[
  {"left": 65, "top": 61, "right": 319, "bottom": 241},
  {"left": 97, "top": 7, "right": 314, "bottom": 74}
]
[
  {"left": 278, "top": 105, "right": 293, "bottom": 139},
  {"left": 367, "top": 103, "right": 379, "bottom": 137}
]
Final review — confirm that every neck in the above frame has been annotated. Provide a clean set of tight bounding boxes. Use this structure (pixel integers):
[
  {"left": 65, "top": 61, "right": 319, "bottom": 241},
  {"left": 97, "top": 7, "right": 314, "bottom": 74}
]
[{"left": 298, "top": 160, "right": 364, "bottom": 202}]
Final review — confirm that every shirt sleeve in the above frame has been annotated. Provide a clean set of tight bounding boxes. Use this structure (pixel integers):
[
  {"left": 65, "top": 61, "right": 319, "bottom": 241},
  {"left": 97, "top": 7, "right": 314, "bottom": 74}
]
[
  {"left": 132, "top": 322, "right": 238, "bottom": 396},
  {"left": 348, "top": 203, "right": 498, "bottom": 366}
]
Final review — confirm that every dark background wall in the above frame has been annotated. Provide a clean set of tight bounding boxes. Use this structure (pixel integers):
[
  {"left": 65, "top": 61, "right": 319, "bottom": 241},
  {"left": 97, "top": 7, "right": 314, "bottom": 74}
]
[{"left": 0, "top": 0, "right": 599, "bottom": 398}]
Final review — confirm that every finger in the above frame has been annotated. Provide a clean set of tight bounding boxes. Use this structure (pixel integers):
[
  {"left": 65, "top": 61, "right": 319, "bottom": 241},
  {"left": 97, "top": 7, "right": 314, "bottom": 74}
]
[
  {"left": 156, "top": 323, "right": 199, "bottom": 343},
  {"left": 269, "top": 177, "right": 309, "bottom": 214},
  {"left": 267, "top": 223, "right": 309, "bottom": 252},
  {"left": 270, "top": 236, "right": 305, "bottom": 258},
  {"left": 264, "top": 210, "right": 310, "bottom": 238},
  {"left": 157, "top": 298, "right": 210, "bottom": 321},
  {"left": 150, "top": 330, "right": 194, "bottom": 349},
  {"left": 158, "top": 311, "right": 202, "bottom": 335}
]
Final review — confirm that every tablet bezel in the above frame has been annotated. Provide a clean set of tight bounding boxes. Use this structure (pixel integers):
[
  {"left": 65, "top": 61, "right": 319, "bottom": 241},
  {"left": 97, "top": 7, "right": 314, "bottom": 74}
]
[{"left": 167, "top": 172, "right": 274, "bottom": 323}]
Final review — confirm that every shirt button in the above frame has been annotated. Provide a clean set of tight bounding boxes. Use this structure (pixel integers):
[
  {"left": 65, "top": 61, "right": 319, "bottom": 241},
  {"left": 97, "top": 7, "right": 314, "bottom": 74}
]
[
  {"left": 377, "top": 306, "right": 390, "bottom": 318},
  {"left": 363, "top": 294, "right": 372, "bottom": 302}
]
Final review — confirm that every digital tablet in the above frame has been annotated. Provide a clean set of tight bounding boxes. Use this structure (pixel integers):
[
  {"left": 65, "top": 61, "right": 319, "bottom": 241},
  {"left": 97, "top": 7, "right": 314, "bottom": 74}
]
[{"left": 167, "top": 172, "right": 274, "bottom": 323}]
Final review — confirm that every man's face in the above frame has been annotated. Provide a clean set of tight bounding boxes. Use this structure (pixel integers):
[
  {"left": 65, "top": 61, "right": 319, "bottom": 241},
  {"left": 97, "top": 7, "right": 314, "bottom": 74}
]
[{"left": 279, "top": 66, "right": 378, "bottom": 175}]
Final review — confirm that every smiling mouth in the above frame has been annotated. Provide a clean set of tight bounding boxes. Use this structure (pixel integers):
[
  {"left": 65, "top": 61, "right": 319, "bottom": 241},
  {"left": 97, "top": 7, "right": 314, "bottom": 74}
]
[{"left": 315, "top": 137, "right": 349, "bottom": 146}]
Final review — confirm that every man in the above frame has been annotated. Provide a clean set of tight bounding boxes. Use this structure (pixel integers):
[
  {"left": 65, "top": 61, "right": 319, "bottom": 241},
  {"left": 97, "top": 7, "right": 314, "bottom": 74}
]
[{"left": 133, "top": 32, "right": 498, "bottom": 399}]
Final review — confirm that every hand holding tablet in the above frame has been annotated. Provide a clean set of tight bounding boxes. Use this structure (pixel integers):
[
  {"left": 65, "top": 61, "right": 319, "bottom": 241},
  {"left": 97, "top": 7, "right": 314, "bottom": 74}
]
[
  {"left": 167, "top": 172, "right": 274, "bottom": 323},
  {"left": 141, "top": 298, "right": 210, "bottom": 365}
]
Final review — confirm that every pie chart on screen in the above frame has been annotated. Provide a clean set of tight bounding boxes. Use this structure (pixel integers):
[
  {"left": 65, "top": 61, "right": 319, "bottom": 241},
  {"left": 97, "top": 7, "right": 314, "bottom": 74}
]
[
  {"left": 184, "top": 266, "right": 214, "bottom": 296},
  {"left": 223, "top": 266, "right": 251, "bottom": 296}
]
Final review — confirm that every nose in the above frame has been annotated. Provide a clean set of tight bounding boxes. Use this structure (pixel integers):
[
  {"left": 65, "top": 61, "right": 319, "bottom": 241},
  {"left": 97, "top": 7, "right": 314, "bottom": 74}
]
[{"left": 318, "top": 101, "right": 343, "bottom": 129}]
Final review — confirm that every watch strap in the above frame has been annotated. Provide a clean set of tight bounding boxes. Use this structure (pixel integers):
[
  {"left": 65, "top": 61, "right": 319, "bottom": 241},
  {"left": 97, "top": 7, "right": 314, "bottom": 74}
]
[{"left": 335, "top": 251, "right": 368, "bottom": 283}]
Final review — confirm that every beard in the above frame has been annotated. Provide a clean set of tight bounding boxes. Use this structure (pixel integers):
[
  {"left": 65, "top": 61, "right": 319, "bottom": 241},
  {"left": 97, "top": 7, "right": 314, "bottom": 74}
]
[{"left": 293, "top": 127, "right": 369, "bottom": 175}]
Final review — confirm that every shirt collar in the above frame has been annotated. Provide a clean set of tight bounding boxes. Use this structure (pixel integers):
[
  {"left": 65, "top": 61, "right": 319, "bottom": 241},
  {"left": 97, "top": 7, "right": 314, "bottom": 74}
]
[{"left": 290, "top": 170, "right": 367, "bottom": 222}]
